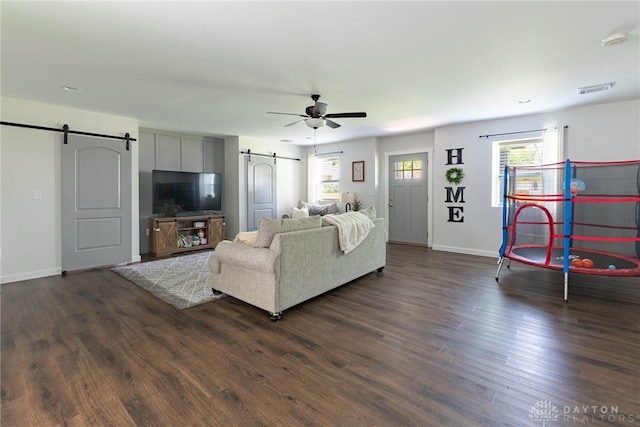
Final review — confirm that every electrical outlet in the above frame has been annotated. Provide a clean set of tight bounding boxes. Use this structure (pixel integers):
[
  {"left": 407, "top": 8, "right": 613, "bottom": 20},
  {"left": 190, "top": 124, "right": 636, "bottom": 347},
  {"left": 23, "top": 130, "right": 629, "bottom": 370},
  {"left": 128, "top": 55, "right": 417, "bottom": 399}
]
[
  {"left": 146, "top": 228, "right": 149, "bottom": 236},
  {"left": 33, "top": 190, "right": 42, "bottom": 200}
]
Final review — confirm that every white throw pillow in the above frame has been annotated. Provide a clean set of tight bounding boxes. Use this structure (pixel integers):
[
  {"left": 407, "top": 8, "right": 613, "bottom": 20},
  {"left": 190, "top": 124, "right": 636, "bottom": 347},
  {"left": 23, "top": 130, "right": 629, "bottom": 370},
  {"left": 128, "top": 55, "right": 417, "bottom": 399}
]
[{"left": 291, "top": 205, "right": 309, "bottom": 218}]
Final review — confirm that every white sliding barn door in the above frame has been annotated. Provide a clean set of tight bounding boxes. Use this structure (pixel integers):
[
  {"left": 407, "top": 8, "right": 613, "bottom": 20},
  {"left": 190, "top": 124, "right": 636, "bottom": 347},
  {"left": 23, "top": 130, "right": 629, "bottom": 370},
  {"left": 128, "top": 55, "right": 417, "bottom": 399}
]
[
  {"left": 61, "top": 135, "right": 132, "bottom": 272},
  {"left": 247, "top": 156, "right": 277, "bottom": 231}
]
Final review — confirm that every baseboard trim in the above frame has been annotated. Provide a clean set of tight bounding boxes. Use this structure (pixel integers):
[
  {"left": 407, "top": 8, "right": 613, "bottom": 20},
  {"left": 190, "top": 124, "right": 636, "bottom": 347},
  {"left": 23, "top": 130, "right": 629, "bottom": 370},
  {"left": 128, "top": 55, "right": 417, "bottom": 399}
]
[
  {"left": 432, "top": 245, "right": 498, "bottom": 259},
  {"left": 1, "top": 267, "right": 62, "bottom": 285},
  {"left": 1, "top": 254, "right": 142, "bottom": 284}
]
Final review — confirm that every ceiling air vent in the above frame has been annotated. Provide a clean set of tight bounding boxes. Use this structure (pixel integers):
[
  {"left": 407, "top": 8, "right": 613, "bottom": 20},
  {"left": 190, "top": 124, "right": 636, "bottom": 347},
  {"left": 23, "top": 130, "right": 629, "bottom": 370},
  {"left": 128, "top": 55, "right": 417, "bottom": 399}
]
[{"left": 577, "top": 82, "right": 614, "bottom": 95}]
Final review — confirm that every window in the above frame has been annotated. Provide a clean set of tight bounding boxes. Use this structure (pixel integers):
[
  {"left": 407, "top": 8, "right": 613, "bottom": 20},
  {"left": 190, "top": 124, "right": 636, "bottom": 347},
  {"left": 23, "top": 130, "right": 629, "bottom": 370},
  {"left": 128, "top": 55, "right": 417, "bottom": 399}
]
[
  {"left": 491, "top": 127, "right": 563, "bottom": 207},
  {"left": 317, "top": 156, "right": 340, "bottom": 201},
  {"left": 394, "top": 160, "right": 422, "bottom": 180},
  {"left": 491, "top": 137, "right": 543, "bottom": 207}
]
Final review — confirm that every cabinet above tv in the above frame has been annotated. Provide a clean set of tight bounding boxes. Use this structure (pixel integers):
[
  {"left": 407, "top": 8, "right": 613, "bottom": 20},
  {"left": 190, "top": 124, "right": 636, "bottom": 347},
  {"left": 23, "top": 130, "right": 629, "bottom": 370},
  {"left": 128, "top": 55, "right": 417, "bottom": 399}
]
[{"left": 139, "top": 128, "right": 224, "bottom": 174}]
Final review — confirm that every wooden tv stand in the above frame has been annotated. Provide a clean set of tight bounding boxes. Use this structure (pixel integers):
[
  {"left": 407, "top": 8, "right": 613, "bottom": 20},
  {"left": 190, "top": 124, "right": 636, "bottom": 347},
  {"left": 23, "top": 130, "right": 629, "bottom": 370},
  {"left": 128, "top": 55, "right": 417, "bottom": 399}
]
[{"left": 149, "top": 214, "right": 225, "bottom": 258}]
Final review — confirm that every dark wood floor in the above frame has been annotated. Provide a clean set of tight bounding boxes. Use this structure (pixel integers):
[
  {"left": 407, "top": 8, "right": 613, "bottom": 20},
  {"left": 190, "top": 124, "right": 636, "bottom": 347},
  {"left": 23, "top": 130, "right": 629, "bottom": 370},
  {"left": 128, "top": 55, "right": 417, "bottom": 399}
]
[{"left": 2, "top": 244, "right": 639, "bottom": 426}]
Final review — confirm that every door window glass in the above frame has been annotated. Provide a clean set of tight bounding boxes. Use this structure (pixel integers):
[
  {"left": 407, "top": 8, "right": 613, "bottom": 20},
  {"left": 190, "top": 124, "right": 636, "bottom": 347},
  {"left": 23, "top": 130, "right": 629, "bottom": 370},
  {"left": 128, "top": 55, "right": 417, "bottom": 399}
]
[{"left": 394, "top": 160, "right": 422, "bottom": 180}]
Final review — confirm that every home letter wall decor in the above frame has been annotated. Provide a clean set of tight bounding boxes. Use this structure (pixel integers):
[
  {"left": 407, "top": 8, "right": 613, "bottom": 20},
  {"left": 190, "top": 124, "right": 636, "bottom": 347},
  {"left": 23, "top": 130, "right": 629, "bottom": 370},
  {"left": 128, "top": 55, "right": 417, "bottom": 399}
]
[
  {"left": 446, "top": 148, "right": 464, "bottom": 166},
  {"left": 444, "top": 148, "right": 465, "bottom": 223},
  {"left": 445, "top": 186, "right": 466, "bottom": 203}
]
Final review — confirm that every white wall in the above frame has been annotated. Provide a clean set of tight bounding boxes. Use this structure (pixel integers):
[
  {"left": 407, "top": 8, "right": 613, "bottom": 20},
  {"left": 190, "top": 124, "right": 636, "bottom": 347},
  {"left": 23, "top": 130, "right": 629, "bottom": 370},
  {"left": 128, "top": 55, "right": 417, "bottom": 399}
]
[
  {"left": 223, "top": 135, "right": 240, "bottom": 238},
  {"left": 298, "top": 133, "right": 438, "bottom": 245},
  {"left": 1, "top": 97, "right": 140, "bottom": 283},
  {"left": 291, "top": 100, "right": 639, "bottom": 257},
  {"left": 2, "top": 97, "right": 637, "bottom": 283},
  {"left": 304, "top": 137, "right": 379, "bottom": 212},
  {"left": 432, "top": 99, "right": 639, "bottom": 257},
  {"left": 561, "top": 100, "right": 640, "bottom": 160}
]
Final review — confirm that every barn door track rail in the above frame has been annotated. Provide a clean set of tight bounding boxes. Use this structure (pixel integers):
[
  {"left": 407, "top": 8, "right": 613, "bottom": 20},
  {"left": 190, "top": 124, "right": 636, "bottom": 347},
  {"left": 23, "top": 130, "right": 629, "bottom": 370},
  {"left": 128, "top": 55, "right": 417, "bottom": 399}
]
[
  {"left": 241, "top": 149, "right": 301, "bottom": 163},
  {"left": 1, "top": 121, "right": 136, "bottom": 150}
]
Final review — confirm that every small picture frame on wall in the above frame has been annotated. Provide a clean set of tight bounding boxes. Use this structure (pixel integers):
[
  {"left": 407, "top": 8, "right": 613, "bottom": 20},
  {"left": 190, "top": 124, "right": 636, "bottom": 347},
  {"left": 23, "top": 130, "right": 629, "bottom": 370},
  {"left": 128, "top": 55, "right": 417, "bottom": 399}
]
[{"left": 352, "top": 161, "right": 365, "bottom": 182}]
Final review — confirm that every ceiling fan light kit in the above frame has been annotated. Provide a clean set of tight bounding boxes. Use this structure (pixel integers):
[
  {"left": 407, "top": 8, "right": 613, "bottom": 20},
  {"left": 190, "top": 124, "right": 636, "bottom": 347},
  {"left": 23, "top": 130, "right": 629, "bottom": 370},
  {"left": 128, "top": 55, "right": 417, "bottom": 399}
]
[
  {"left": 305, "top": 118, "right": 325, "bottom": 129},
  {"left": 268, "top": 94, "right": 367, "bottom": 131}
]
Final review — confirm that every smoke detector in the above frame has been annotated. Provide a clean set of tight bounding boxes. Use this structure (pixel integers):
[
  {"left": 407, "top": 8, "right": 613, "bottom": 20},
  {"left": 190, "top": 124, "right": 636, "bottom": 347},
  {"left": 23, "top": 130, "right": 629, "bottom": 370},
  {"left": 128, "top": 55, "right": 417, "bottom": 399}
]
[
  {"left": 577, "top": 82, "right": 614, "bottom": 95},
  {"left": 602, "top": 32, "right": 629, "bottom": 47}
]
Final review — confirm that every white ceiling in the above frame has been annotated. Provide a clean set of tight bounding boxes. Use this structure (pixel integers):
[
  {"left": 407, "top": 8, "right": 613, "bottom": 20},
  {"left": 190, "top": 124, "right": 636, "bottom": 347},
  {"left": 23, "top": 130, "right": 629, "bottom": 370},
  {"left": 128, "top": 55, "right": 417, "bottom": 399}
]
[{"left": 2, "top": 1, "right": 639, "bottom": 146}]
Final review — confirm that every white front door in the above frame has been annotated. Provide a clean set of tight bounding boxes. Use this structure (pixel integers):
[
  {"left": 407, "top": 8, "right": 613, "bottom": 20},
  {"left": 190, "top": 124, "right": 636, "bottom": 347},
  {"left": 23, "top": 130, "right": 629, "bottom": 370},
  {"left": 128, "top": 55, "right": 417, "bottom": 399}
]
[{"left": 388, "top": 153, "right": 428, "bottom": 245}]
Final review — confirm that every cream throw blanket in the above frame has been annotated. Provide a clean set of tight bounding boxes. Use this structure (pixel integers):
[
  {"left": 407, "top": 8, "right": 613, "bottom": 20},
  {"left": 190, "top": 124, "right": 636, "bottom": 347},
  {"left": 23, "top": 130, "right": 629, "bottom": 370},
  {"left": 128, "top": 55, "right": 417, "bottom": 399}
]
[{"left": 321, "top": 212, "right": 375, "bottom": 254}]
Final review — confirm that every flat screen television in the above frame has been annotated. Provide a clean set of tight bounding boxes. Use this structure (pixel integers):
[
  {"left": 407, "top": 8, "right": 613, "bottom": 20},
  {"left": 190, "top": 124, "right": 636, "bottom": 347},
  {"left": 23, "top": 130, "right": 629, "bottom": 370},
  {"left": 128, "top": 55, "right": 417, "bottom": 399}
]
[{"left": 152, "top": 170, "right": 222, "bottom": 216}]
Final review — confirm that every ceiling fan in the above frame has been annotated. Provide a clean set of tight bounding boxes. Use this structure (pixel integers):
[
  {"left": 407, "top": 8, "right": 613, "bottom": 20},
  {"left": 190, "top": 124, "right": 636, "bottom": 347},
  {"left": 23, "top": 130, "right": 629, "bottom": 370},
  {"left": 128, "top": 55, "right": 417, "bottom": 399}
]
[{"left": 268, "top": 94, "right": 367, "bottom": 129}]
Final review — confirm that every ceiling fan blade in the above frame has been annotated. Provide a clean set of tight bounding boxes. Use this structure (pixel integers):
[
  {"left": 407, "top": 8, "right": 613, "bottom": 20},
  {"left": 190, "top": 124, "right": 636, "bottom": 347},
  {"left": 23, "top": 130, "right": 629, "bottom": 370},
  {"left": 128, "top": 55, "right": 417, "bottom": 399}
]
[
  {"left": 267, "top": 112, "right": 309, "bottom": 118},
  {"left": 324, "top": 112, "right": 367, "bottom": 119},
  {"left": 284, "top": 119, "right": 305, "bottom": 127},
  {"left": 325, "top": 119, "right": 341, "bottom": 129}
]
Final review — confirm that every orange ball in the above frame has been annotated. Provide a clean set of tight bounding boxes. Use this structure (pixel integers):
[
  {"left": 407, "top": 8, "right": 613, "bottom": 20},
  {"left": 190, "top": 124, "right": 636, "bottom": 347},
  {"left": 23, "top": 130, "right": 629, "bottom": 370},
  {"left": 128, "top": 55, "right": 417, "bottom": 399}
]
[
  {"left": 571, "top": 258, "right": 584, "bottom": 267},
  {"left": 582, "top": 258, "right": 594, "bottom": 268}
]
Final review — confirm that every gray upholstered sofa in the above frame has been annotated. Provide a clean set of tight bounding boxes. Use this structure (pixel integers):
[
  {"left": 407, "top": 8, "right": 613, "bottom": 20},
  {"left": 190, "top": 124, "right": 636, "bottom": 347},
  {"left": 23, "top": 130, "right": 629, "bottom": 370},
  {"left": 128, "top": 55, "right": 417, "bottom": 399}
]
[{"left": 208, "top": 215, "right": 386, "bottom": 319}]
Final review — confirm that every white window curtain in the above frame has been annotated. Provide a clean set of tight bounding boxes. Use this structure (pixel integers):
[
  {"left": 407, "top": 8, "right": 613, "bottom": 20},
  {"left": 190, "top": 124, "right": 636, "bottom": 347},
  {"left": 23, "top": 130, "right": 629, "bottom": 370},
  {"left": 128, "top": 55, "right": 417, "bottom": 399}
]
[
  {"left": 541, "top": 125, "right": 564, "bottom": 199},
  {"left": 541, "top": 126, "right": 564, "bottom": 230},
  {"left": 307, "top": 154, "right": 317, "bottom": 202},
  {"left": 542, "top": 126, "right": 564, "bottom": 165}
]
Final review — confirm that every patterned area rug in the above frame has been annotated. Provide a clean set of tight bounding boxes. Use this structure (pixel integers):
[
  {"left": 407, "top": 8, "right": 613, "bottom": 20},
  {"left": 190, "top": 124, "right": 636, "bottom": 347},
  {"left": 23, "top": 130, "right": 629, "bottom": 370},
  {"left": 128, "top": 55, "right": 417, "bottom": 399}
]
[{"left": 112, "top": 251, "right": 224, "bottom": 310}]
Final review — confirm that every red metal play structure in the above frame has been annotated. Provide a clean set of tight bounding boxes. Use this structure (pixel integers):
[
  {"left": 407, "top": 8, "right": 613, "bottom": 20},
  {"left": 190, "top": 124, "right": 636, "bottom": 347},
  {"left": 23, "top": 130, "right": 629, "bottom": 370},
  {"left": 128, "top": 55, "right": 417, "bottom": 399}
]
[{"left": 496, "top": 159, "right": 640, "bottom": 301}]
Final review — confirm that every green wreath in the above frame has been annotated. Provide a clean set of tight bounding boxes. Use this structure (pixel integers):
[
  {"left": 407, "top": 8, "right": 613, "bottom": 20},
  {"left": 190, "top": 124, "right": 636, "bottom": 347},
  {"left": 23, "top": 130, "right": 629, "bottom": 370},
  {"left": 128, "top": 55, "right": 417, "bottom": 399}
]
[{"left": 445, "top": 167, "right": 465, "bottom": 185}]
